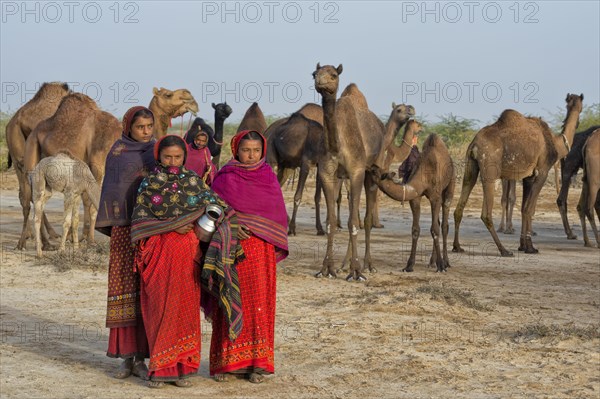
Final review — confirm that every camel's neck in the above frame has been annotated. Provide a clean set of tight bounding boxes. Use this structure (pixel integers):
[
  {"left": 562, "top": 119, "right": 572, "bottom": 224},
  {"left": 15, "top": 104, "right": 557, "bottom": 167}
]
[
  {"left": 321, "top": 93, "right": 339, "bottom": 154},
  {"left": 555, "top": 108, "right": 581, "bottom": 159},
  {"left": 148, "top": 99, "right": 169, "bottom": 139},
  {"left": 214, "top": 116, "right": 225, "bottom": 140},
  {"left": 376, "top": 178, "right": 421, "bottom": 202},
  {"left": 378, "top": 118, "right": 408, "bottom": 169},
  {"left": 383, "top": 126, "right": 417, "bottom": 169}
]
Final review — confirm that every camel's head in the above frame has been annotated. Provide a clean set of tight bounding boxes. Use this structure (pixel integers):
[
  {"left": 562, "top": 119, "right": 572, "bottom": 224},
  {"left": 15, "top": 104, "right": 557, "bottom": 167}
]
[
  {"left": 152, "top": 87, "right": 199, "bottom": 118},
  {"left": 212, "top": 102, "right": 233, "bottom": 120},
  {"left": 391, "top": 102, "right": 416, "bottom": 123},
  {"left": 313, "top": 63, "right": 343, "bottom": 96},
  {"left": 36, "top": 82, "right": 72, "bottom": 103},
  {"left": 405, "top": 119, "right": 423, "bottom": 135},
  {"left": 565, "top": 93, "right": 584, "bottom": 114},
  {"left": 369, "top": 165, "right": 395, "bottom": 182}
]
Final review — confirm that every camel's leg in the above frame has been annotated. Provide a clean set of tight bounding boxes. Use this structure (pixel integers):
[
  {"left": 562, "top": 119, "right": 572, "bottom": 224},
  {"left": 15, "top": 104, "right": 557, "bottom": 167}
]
[
  {"left": 346, "top": 171, "right": 366, "bottom": 281},
  {"left": 316, "top": 160, "right": 340, "bottom": 279},
  {"left": 34, "top": 192, "right": 50, "bottom": 258},
  {"left": 453, "top": 156, "right": 479, "bottom": 252},
  {"left": 362, "top": 171, "right": 378, "bottom": 273},
  {"left": 518, "top": 172, "right": 548, "bottom": 254},
  {"left": 43, "top": 213, "right": 60, "bottom": 239},
  {"left": 60, "top": 197, "right": 74, "bottom": 253},
  {"left": 69, "top": 195, "right": 81, "bottom": 250},
  {"left": 498, "top": 179, "right": 508, "bottom": 233},
  {"left": 576, "top": 185, "right": 590, "bottom": 247},
  {"left": 553, "top": 162, "right": 561, "bottom": 196},
  {"left": 428, "top": 197, "right": 445, "bottom": 272},
  {"left": 480, "top": 180, "right": 513, "bottom": 257},
  {"left": 79, "top": 192, "right": 93, "bottom": 244},
  {"left": 372, "top": 189, "right": 384, "bottom": 228},
  {"left": 505, "top": 180, "right": 516, "bottom": 234},
  {"left": 16, "top": 169, "right": 33, "bottom": 250},
  {"left": 582, "top": 180, "right": 599, "bottom": 248},
  {"left": 404, "top": 199, "right": 420, "bottom": 272},
  {"left": 441, "top": 181, "right": 454, "bottom": 269},
  {"left": 289, "top": 163, "right": 310, "bottom": 236},
  {"left": 557, "top": 159, "right": 577, "bottom": 239},
  {"left": 314, "top": 175, "right": 325, "bottom": 236}
]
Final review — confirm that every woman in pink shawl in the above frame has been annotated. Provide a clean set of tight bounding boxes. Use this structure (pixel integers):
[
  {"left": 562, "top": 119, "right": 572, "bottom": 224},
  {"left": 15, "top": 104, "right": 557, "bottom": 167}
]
[
  {"left": 209, "top": 130, "right": 288, "bottom": 383},
  {"left": 185, "top": 130, "right": 216, "bottom": 185}
]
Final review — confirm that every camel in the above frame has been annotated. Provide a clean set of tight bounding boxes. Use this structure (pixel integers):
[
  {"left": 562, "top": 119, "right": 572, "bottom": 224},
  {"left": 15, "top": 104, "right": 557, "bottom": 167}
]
[
  {"left": 184, "top": 102, "right": 232, "bottom": 169},
  {"left": 556, "top": 125, "right": 600, "bottom": 239},
  {"left": 5, "top": 82, "right": 71, "bottom": 247},
  {"left": 237, "top": 102, "right": 267, "bottom": 134},
  {"left": 31, "top": 152, "right": 101, "bottom": 258},
  {"left": 148, "top": 87, "right": 199, "bottom": 138},
  {"left": 577, "top": 128, "right": 600, "bottom": 248},
  {"left": 312, "top": 63, "right": 390, "bottom": 281},
  {"left": 18, "top": 87, "right": 199, "bottom": 250},
  {"left": 370, "top": 129, "right": 455, "bottom": 272},
  {"left": 453, "top": 93, "right": 584, "bottom": 256}
]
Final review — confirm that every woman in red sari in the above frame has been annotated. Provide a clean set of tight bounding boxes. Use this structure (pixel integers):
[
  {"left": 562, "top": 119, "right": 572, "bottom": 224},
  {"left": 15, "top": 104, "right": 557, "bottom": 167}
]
[
  {"left": 96, "top": 106, "right": 155, "bottom": 380},
  {"left": 131, "top": 135, "right": 242, "bottom": 388},
  {"left": 209, "top": 130, "right": 288, "bottom": 384}
]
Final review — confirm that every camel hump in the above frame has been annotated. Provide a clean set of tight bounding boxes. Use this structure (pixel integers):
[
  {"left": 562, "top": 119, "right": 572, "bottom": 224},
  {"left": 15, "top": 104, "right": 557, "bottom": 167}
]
[
  {"left": 31, "top": 82, "right": 70, "bottom": 102},
  {"left": 422, "top": 133, "right": 444, "bottom": 150},
  {"left": 496, "top": 109, "right": 526, "bottom": 127},
  {"left": 58, "top": 92, "right": 98, "bottom": 110},
  {"left": 340, "top": 83, "right": 369, "bottom": 109}
]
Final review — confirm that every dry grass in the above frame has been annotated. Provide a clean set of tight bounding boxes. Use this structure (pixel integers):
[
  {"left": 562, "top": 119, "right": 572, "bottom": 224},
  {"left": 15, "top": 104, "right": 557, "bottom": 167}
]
[
  {"left": 513, "top": 322, "right": 600, "bottom": 342},
  {"left": 415, "top": 281, "right": 495, "bottom": 312},
  {"left": 44, "top": 242, "right": 109, "bottom": 272}
]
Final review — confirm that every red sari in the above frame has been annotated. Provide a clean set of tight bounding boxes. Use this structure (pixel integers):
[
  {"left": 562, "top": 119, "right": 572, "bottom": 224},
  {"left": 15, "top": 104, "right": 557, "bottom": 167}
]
[
  {"left": 209, "top": 236, "right": 277, "bottom": 374},
  {"left": 136, "top": 230, "right": 201, "bottom": 380}
]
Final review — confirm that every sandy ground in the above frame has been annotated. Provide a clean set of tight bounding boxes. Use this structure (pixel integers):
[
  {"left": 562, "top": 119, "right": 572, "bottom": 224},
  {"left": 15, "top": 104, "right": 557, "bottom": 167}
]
[{"left": 1, "top": 169, "right": 599, "bottom": 399}]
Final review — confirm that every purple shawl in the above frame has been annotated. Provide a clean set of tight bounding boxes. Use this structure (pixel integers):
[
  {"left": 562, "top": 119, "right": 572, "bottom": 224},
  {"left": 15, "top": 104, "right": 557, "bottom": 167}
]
[
  {"left": 95, "top": 134, "right": 155, "bottom": 236},
  {"left": 212, "top": 157, "right": 288, "bottom": 262}
]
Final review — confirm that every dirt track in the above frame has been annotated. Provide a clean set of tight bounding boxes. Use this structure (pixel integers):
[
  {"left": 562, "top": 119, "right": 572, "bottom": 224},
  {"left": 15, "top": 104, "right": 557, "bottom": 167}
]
[{"left": 1, "top": 169, "right": 599, "bottom": 398}]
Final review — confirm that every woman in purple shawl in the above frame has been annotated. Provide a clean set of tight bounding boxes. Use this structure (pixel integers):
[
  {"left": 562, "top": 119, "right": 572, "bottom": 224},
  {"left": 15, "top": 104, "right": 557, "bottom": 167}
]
[
  {"left": 209, "top": 130, "right": 288, "bottom": 383},
  {"left": 96, "top": 106, "right": 155, "bottom": 380}
]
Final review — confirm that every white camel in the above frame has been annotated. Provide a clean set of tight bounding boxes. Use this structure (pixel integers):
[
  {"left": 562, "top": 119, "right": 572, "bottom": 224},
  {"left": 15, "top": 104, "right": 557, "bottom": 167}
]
[{"left": 30, "top": 152, "right": 101, "bottom": 258}]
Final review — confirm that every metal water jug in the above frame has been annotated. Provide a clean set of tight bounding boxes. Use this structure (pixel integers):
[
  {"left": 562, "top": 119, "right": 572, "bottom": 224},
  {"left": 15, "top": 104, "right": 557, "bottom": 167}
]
[{"left": 195, "top": 204, "right": 223, "bottom": 242}]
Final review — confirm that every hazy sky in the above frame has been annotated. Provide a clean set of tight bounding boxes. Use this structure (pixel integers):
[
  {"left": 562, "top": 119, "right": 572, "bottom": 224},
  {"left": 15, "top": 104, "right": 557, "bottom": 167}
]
[{"left": 1, "top": 0, "right": 599, "bottom": 127}]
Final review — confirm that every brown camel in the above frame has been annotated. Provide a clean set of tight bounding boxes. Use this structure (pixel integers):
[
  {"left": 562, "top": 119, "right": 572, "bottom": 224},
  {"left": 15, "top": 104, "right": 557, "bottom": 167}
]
[
  {"left": 370, "top": 129, "right": 455, "bottom": 272},
  {"left": 577, "top": 128, "right": 600, "bottom": 248},
  {"left": 19, "top": 87, "right": 199, "bottom": 250},
  {"left": 556, "top": 125, "right": 600, "bottom": 239},
  {"left": 453, "top": 93, "right": 584, "bottom": 256},
  {"left": 20, "top": 93, "right": 121, "bottom": 250},
  {"left": 237, "top": 102, "right": 267, "bottom": 134},
  {"left": 149, "top": 87, "right": 199, "bottom": 138},
  {"left": 6, "top": 82, "right": 71, "bottom": 247},
  {"left": 313, "top": 63, "right": 389, "bottom": 281}
]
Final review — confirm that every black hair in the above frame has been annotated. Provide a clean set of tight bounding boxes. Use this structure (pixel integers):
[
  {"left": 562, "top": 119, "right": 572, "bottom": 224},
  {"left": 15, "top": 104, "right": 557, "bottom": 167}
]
[{"left": 131, "top": 108, "right": 154, "bottom": 125}]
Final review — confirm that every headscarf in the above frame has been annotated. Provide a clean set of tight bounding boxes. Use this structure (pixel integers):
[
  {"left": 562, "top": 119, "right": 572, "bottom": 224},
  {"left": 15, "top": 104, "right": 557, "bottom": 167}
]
[
  {"left": 212, "top": 130, "right": 288, "bottom": 262},
  {"left": 95, "top": 106, "right": 156, "bottom": 236},
  {"left": 131, "top": 134, "right": 245, "bottom": 341}
]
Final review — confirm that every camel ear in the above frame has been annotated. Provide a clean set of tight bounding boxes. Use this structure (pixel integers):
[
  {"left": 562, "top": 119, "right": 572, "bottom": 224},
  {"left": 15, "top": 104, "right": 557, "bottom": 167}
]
[
  {"left": 392, "top": 102, "right": 396, "bottom": 109},
  {"left": 565, "top": 93, "right": 570, "bottom": 102},
  {"left": 580, "top": 93, "right": 584, "bottom": 100},
  {"left": 337, "top": 64, "right": 343, "bottom": 75},
  {"left": 212, "top": 102, "right": 216, "bottom": 109},
  {"left": 153, "top": 87, "right": 159, "bottom": 95},
  {"left": 316, "top": 62, "right": 321, "bottom": 70}
]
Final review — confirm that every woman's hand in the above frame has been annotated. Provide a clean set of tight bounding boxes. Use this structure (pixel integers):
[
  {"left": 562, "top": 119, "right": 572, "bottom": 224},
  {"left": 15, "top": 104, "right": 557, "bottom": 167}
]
[
  {"left": 238, "top": 225, "right": 251, "bottom": 240},
  {"left": 175, "top": 223, "right": 194, "bottom": 234}
]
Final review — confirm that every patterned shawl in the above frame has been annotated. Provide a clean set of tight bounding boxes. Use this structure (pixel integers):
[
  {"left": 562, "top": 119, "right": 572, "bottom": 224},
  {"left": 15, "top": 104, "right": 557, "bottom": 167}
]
[
  {"left": 95, "top": 106, "right": 156, "bottom": 236},
  {"left": 131, "top": 157, "right": 245, "bottom": 341},
  {"left": 212, "top": 130, "right": 289, "bottom": 262}
]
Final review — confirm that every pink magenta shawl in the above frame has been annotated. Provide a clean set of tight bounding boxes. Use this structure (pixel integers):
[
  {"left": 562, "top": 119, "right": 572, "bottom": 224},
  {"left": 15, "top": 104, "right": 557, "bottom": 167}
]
[{"left": 211, "top": 131, "right": 288, "bottom": 262}]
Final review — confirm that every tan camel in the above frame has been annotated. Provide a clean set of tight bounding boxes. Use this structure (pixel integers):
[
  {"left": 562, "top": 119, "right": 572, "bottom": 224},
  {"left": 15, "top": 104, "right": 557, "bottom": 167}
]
[
  {"left": 237, "top": 102, "right": 267, "bottom": 134},
  {"left": 18, "top": 87, "right": 199, "bottom": 250},
  {"left": 577, "top": 128, "right": 600, "bottom": 248},
  {"left": 370, "top": 130, "right": 455, "bottom": 272},
  {"left": 149, "top": 87, "right": 199, "bottom": 138},
  {"left": 5, "top": 82, "right": 71, "bottom": 247},
  {"left": 19, "top": 93, "right": 120, "bottom": 250},
  {"left": 453, "top": 93, "right": 584, "bottom": 256},
  {"left": 313, "top": 63, "right": 389, "bottom": 281},
  {"left": 31, "top": 152, "right": 100, "bottom": 258}
]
